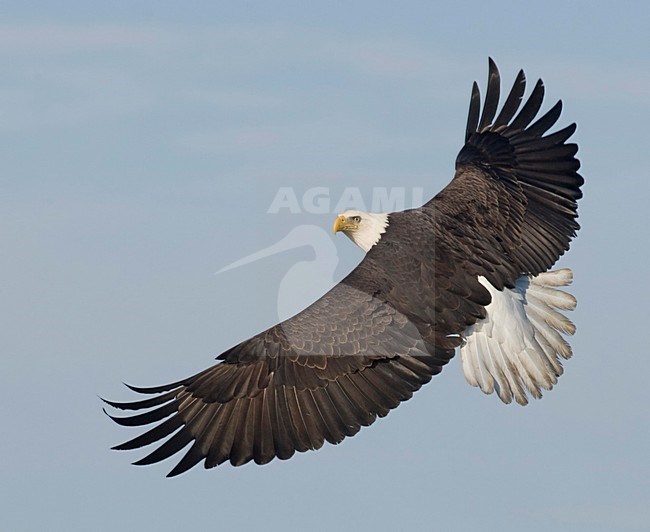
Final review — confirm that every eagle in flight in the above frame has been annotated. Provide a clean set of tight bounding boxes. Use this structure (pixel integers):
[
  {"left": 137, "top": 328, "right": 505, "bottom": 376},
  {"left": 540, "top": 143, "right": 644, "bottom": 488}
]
[{"left": 104, "top": 59, "right": 583, "bottom": 476}]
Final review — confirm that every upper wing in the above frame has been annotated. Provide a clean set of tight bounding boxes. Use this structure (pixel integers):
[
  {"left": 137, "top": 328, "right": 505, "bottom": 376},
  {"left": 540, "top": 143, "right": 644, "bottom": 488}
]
[
  {"left": 104, "top": 260, "right": 463, "bottom": 476},
  {"left": 426, "top": 58, "right": 583, "bottom": 289}
]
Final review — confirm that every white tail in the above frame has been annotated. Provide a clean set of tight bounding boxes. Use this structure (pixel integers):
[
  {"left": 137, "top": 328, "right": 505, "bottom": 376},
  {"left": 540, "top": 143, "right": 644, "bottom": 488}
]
[{"left": 460, "top": 268, "right": 577, "bottom": 405}]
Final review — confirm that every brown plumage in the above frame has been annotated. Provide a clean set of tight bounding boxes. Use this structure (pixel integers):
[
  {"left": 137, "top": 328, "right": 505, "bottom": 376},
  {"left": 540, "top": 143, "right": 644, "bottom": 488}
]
[{"left": 104, "top": 59, "right": 582, "bottom": 476}]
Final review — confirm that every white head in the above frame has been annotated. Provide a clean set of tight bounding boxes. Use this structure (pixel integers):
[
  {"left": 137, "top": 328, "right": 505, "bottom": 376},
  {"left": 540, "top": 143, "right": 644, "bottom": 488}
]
[{"left": 332, "top": 209, "right": 390, "bottom": 252}]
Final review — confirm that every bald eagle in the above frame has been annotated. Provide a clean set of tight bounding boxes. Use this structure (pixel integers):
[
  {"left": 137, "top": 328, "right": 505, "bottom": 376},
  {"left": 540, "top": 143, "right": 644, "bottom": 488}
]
[{"left": 104, "top": 59, "right": 583, "bottom": 476}]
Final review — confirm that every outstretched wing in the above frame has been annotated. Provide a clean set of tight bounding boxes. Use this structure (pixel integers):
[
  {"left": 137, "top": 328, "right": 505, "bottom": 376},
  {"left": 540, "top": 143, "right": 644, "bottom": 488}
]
[
  {"left": 104, "top": 258, "right": 470, "bottom": 476},
  {"left": 423, "top": 59, "right": 582, "bottom": 404},
  {"left": 426, "top": 58, "right": 583, "bottom": 289}
]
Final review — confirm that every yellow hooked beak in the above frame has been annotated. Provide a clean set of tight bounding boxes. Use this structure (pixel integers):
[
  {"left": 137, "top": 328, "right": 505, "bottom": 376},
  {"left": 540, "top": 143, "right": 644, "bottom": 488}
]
[{"left": 333, "top": 215, "right": 358, "bottom": 234}]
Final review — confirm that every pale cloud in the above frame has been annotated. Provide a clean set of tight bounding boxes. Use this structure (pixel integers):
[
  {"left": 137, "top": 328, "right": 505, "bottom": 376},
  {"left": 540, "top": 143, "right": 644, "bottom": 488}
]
[
  {"left": 182, "top": 88, "right": 285, "bottom": 111},
  {"left": 0, "top": 65, "right": 153, "bottom": 130},
  {"left": 1, "top": 20, "right": 646, "bottom": 111},
  {"left": 0, "top": 23, "right": 174, "bottom": 53},
  {"left": 0, "top": 21, "right": 467, "bottom": 134},
  {"left": 1, "top": 19, "right": 644, "bottom": 143},
  {"left": 175, "top": 118, "right": 431, "bottom": 158},
  {"left": 199, "top": 23, "right": 464, "bottom": 80},
  {"left": 0, "top": 20, "right": 460, "bottom": 80}
]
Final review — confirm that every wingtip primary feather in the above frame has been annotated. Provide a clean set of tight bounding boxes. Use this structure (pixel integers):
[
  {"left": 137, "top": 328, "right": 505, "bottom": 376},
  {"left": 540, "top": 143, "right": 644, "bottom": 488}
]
[{"left": 465, "top": 81, "right": 481, "bottom": 142}]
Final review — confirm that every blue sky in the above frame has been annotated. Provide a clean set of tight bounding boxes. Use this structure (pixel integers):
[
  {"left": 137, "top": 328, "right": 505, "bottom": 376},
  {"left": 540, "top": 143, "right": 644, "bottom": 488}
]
[{"left": 2, "top": 2, "right": 649, "bottom": 531}]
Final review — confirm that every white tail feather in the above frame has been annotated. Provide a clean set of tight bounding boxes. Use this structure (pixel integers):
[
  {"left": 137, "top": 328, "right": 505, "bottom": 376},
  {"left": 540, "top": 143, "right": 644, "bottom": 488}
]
[
  {"left": 530, "top": 268, "right": 574, "bottom": 287},
  {"left": 460, "top": 268, "right": 577, "bottom": 405},
  {"left": 525, "top": 295, "right": 576, "bottom": 335}
]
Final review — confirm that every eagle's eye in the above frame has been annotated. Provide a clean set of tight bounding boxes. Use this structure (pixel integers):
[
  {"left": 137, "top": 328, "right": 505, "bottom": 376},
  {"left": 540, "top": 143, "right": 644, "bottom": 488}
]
[{"left": 351, "top": 216, "right": 361, "bottom": 223}]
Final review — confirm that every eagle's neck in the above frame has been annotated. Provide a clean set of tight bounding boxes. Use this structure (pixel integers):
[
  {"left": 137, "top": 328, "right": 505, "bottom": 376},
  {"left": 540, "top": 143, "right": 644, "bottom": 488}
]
[{"left": 346, "top": 212, "right": 390, "bottom": 252}]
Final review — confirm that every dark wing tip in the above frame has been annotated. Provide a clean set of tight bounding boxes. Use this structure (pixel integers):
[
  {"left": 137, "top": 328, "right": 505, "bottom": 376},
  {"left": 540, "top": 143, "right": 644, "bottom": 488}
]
[
  {"left": 478, "top": 58, "right": 501, "bottom": 132},
  {"left": 165, "top": 443, "right": 207, "bottom": 477},
  {"left": 104, "top": 401, "right": 178, "bottom": 427},
  {"left": 493, "top": 69, "right": 526, "bottom": 128},
  {"left": 123, "top": 380, "right": 184, "bottom": 394},
  {"left": 101, "top": 388, "right": 179, "bottom": 411},
  {"left": 110, "top": 407, "right": 185, "bottom": 451},
  {"left": 524, "top": 99, "right": 563, "bottom": 138},
  {"left": 465, "top": 81, "right": 481, "bottom": 142},
  {"left": 510, "top": 78, "right": 545, "bottom": 131}
]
